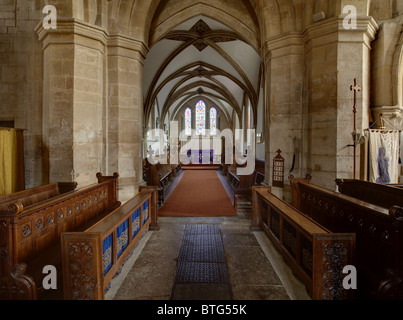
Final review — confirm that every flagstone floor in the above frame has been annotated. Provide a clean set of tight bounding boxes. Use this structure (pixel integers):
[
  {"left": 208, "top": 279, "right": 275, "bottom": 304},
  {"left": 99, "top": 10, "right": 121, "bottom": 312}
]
[{"left": 105, "top": 209, "right": 311, "bottom": 301}]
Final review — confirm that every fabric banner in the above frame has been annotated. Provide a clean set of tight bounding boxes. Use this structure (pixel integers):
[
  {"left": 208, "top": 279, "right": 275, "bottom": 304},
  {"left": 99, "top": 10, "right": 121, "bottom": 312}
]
[
  {"left": 368, "top": 130, "right": 400, "bottom": 184},
  {"left": 103, "top": 234, "right": 113, "bottom": 276},
  {"left": 0, "top": 128, "right": 25, "bottom": 196}
]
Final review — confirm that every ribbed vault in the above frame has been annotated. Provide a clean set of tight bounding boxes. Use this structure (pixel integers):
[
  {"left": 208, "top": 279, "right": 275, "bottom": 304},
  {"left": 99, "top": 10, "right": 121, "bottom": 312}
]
[{"left": 143, "top": 0, "right": 262, "bottom": 132}]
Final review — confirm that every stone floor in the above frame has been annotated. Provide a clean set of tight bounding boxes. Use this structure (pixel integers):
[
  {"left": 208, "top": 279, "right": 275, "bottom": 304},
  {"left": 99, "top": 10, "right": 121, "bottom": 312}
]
[{"left": 105, "top": 209, "right": 311, "bottom": 301}]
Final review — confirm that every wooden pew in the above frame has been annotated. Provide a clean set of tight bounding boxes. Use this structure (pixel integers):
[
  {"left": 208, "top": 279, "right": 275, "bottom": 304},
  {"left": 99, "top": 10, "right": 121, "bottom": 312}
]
[
  {"left": 146, "top": 162, "right": 181, "bottom": 206},
  {"left": 233, "top": 171, "right": 257, "bottom": 210},
  {"left": 227, "top": 169, "right": 240, "bottom": 189},
  {"left": 0, "top": 173, "right": 120, "bottom": 300},
  {"left": 0, "top": 182, "right": 78, "bottom": 214},
  {"left": 251, "top": 186, "right": 355, "bottom": 300},
  {"left": 61, "top": 186, "right": 159, "bottom": 300},
  {"left": 289, "top": 175, "right": 403, "bottom": 299},
  {"left": 255, "top": 158, "right": 265, "bottom": 185},
  {"left": 336, "top": 178, "right": 403, "bottom": 209}
]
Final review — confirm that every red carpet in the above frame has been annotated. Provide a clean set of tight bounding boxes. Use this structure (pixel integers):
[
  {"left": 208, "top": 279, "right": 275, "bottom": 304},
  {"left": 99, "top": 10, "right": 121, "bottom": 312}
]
[{"left": 158, "top": 170, "right": 236, "bottom": 217}]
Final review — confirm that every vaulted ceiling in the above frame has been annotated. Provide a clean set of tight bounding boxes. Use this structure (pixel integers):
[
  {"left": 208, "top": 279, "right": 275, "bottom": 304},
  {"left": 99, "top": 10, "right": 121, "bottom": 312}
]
[{"left": 143, "top": 15, "right": 262, "bottom": 129}]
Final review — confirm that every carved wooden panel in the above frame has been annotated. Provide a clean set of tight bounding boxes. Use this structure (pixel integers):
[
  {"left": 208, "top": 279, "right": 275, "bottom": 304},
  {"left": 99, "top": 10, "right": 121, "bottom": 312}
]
[
  {"left": 61, "top": 233, "right": 103, "bottom": 300},
  {"left": 313, "top": 233, "right": 356, "bottom": 300},
  {"left": 283, "top": 220, "right": 297, "bottom": 259},
  {"left": 270, "top": 209, "right": 280, "bottom": 239}
]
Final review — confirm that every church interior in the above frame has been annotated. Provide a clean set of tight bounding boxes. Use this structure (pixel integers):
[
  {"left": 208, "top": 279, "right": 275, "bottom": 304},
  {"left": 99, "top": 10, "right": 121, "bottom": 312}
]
[{"left": 1, "top": 0, "right": 403, "bottom": 302}]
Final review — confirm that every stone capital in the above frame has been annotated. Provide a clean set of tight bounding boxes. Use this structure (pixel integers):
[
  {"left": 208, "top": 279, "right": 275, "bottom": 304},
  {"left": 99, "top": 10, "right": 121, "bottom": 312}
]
[
  {"left": 303, "top": 16, "right": 379, "bottom": 50},
  {"left": 372, "top": 105, "right": 403, "bottom": 128},
  {"left": 35, "top": 18, "right": 108, "bottom": 53},
  {"left": 34, "top": 19, "right": 149, "bottom": 62},
  {"left": 107, "top": 34, "right": 149, "bottom": 63},
  {"left": 262, "top": 32, "right": 304, "bottom": 61}
]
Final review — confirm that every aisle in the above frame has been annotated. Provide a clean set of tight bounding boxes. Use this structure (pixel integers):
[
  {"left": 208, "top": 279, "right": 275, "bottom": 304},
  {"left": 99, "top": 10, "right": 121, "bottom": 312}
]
[
  {"left": 158, "top": 170, "right": 236, "bottom": 217},
  {"left": 171, "top": 224, "right": 232, "bottom": 300},
  {"left": 108, "top": 216, "right": 305, "bottom": 300}
]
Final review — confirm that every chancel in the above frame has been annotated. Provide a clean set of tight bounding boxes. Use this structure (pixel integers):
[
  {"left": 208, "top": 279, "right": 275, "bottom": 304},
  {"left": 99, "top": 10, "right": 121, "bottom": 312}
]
[{"left": 1, "top": 0, "right": 403, "bottom": 301}]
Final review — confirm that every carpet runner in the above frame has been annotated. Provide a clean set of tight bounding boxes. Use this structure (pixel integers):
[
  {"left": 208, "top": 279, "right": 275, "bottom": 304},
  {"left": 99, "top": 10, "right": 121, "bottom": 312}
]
[
  {"left": 170, "top": 224, "right": 232, "bottom": 300},
  {"left": 158, "top": 170, "right": 236, "bottom": 217}
]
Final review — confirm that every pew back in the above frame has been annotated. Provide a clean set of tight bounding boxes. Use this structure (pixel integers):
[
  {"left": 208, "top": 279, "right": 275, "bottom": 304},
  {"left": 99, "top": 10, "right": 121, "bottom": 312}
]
[
  {"left": 61, "top": 187, "right": 158, "bottom": 300},
  {"left": 290, "top": 177, "right": 403, "bottom": 298},
  {"left": 0, "top": 182, "right": 78, "bottom": 213},
  {"left": 252, "top": 186, "right": 355, "bottom": 300},
  {"left": 336, "top": 178, "right": 403, "bottom": 209}
]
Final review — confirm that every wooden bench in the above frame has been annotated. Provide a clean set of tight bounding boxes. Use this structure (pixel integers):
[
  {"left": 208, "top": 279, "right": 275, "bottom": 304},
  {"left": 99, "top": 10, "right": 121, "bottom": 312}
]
[
  {"left": 255, "top": 158, "right": 265, "bottom": 185},
  {"left": 226, "top": 169, "right": 240, "bottom": 189},
  {"left": 0, "top": 182, "right": 78, "bottom": 214},
  {"left": 219, "top": 161, "right": 229, "bottom": 176},
  {"left": 336, "top": 178, "right": 403, "bottom": 209},
  {"left": 0, "top": 172, "right": 120, "bottom": 300},
  {"left": 146, "top": 162, "right": 181, "bottom": 206},
  {"left": 289, "top": 175, "right": 403, "bottom": 299},
  {"left": 61, "top": 186, "right": 159, "bottom": 300},
  {"left": 233, "top": 171, "right": 257, "bottom": 210},
  {"left": 251, "top": 186, "right": 355, "bottom": 300}
]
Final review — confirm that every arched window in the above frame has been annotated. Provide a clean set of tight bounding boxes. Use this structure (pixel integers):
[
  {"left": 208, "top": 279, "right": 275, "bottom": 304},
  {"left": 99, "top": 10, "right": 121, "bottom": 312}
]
[
  {"left": 185, "top": 108, "right": 192, "bottom": 136},
  {"left": 196, "top": 100, "right": 206, "bottom": 135},
  {"left": 210, "top": 107, "right": 217, "bottom": 136}
]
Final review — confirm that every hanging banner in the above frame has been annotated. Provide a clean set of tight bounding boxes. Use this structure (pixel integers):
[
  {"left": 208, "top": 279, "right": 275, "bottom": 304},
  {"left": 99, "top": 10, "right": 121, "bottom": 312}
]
[{"left": 368, "top": 130, "right": 399, "bottom": 184}]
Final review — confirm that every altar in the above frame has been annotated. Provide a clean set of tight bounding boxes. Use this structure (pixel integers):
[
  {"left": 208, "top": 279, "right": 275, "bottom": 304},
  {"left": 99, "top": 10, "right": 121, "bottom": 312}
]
[{"left": 187, "top": 149, "right": 214, "bottom": 164}]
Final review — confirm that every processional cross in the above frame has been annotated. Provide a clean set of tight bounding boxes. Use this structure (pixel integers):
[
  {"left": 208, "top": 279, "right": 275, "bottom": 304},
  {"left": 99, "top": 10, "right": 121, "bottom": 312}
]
[
  {"left": 350, "top": 78, "right": 361, "bottom": 127},
  {"left": 350, "top": 78, "right": 361, "bottom": 179}
]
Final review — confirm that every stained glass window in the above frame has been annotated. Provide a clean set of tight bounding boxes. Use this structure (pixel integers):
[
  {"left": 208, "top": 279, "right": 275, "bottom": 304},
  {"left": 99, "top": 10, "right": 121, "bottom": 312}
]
[
  {"left": 196, "top": 100, "right": 206, "bottom": 135},
  {"left": 210, "top": 107, "right": 217, "bottom": 136},
  {"left": 185, "top": 108, "right": 191, "bottom": 136}
]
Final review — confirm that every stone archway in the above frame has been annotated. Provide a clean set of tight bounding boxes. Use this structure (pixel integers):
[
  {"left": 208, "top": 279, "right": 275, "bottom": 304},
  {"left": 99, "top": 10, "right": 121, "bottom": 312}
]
[{"left": 32, "top": 0, "right": 383, "bottom": 201}]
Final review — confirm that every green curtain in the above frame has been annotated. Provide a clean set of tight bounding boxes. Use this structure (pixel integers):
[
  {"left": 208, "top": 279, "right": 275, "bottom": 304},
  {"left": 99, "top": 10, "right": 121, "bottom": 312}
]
[{"left": 0, "top": 128, "right": 25, "bottom": 196}]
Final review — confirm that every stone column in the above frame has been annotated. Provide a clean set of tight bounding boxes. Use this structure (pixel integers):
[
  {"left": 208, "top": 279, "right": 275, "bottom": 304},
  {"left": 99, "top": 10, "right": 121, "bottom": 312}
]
[
  {"left": 36, "top": 19, "right": 108, "bottom": 186},
  {"left": 371, "top": 19, "right": 403, "bottom": 130},
  {"left": 107, "top": 36, "right": 148, "bottom": 202},
  {"left": 304, "top": 16, "right": 378, "bottom": 190},
  {"left": 263, "top": 34, "right": 305, "bottom": 201}
]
